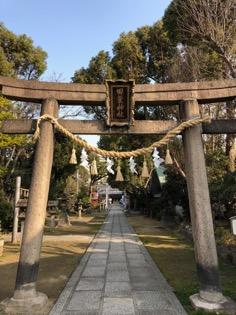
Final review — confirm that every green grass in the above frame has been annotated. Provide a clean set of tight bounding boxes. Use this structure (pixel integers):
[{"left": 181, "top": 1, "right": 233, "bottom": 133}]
[{"left": 128, "top": 215, "right": 236, "bottom": 315}]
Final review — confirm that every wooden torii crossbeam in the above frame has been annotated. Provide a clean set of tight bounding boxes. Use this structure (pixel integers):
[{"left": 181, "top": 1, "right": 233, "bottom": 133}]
[{"left": 1, "top": 75, "right": 236, "bottom": 313}]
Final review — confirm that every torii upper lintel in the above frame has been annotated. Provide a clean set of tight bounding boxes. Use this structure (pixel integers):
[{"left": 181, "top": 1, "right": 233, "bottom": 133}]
[{"left": 0, "top": 75, "right": 235, "bottom": 105}]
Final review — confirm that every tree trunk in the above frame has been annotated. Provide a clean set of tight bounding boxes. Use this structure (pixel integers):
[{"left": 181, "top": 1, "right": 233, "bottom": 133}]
[
  {"left": 226, "top": 100, "right": 236, "bottom": 171},
  {"left": 228, "top": 143, "right": 236, "bottom": 172}
]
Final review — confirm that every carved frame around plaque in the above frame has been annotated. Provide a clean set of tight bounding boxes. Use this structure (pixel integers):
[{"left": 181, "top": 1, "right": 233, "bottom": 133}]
[{"left": 105, "top": 79, "right": 135, "bottom": 127}]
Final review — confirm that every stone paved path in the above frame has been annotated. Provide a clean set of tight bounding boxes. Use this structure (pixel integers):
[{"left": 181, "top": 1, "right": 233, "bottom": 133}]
[{"left": 49, "top": 204, "right": 187, "bottom": 315}]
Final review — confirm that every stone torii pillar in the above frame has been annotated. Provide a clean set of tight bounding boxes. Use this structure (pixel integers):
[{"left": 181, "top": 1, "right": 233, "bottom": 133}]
[
  {"left": 1, "top": 98, "right": 58, "bottom": 313},
  {"left": 180, "top": 99, "right": 236, "bottom": 313}
]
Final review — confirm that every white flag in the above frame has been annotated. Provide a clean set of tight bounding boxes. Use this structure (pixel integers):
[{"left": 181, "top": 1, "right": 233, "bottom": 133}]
[
  {"left": 152, "top": 148, "right": 164, "bottom": 168},
  {"left": 80, "top": 148, "right": 89, "bottom": 169},
  {"left": 129, "top": 156, "right": 138, "bottom": 174},
  {"left": 106, "top": 158, "right": 115, "bottom": 174}
]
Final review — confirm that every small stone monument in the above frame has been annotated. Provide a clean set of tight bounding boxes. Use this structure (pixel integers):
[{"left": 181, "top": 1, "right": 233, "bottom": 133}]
[
  {"left": 0, "top": 238, "right": 4, "bottom": 256},
  {"left": 230, "top": 216, "right": 236, "bottom": 235},
  {"left": 50, "top": 215, "right": 57, "bottom": 227}
]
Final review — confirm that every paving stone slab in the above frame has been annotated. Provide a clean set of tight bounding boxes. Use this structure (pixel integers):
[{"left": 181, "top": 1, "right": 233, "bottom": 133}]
[
  {"left": 88, "top": 249, "right": 109, "bottom": 254},
  {"left": 133, "top": 291, "right": 183, "bottom": 311},
  {"left": 124, "top": 236, "right": 139, "bottom": 242},
  {"left": 102, "top": 298, "right": 135, "bottom": 315},
  {"left": 109, "top": 251, "right": 126, "bottom": 257},
  {"left": 82, "top": 266, "right": 106, "bottom": 277},
  {"left": 110, "top": 239, "right": 124, "bottom": 243},
  {"left": 86, "top": 258, "right": 107, "bottom": 266},
  {"left": 137, "top": 311, "right": 179, "bottom": 315},
  {"left": 127, "top": 253, "right": 145, "bottom": 260},
  {"left": 129, "top": 267, "right": 154, "bottom": 278},
  {"left": 106, "top": 270, "right": 130, "bottom": 282},
  {"left": 76, "top": 278, "right": 104, "bottom": 291},
  {"left": 88, "top": 248, "right": 109, "bottom": 259},
  {"left": 62, "top": 311, "right": 99, "bottom": 315},
  {"left": 66, "top": 291, "right": 102, "bottom": 311},
  {"left": 97, "top": 233, "right": 110, "bottom": 238},
  {"left": 128, "top": 259, "right": 147, "bottom": 267},
  {"left": 90, "top": 245, "right": 109, "bottom": 250},
  {"left": 107, "top": 262, "right": 128, "bottom": 271},
  {"left": 105, "top": 281, "right": 131, "bottom": 297},
  {"left": 108, "top": 255, "right": 127, "bottom": 263},
  {"left": 125, "top": 249, "right": 141, "bottom": 254},
  {"left": 131, "top": 279, "right": 165, "bottom": 291},
  {"left": 110, "top": 242, "right": 124, "bottom": 246},
  {"left": 90, "top": 242, "right": 109, "bottom": 247},
  {"left": 109, "top": 252, "right": 126, "bottom": 259},
  {"left": 89, "top": 253, "right": 108, "bottom": 260},
  {"left": 125, "top": 246, "right": 141, "bottom": 252},
  {"left": 110, "top": 247, "right": 125, "bottom": 251}
]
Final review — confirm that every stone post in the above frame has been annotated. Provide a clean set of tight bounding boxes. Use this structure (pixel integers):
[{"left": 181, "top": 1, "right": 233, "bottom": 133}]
[
  {"left": 1, "top": 98, "right": 58, "bottom": 313},
  {"left": 180, "top": 99, "right": 236, "bottom": 313},
  {"left": 20, "top": 221, "right": 25, "bottom": 235},
  {"left": 12, "top": 176, "right": 21, "bottom": 244},
  {"left": 105, "top": 183, "right": 109, "bottom": 211}
]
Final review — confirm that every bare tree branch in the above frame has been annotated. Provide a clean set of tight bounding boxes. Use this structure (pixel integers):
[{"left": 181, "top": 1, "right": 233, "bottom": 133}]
[
  {"left": 173, "top": 157, "right": 186, "bottom": 178},
  {"left": 175, "top": 0, "right": 236, "bottom": 78}
]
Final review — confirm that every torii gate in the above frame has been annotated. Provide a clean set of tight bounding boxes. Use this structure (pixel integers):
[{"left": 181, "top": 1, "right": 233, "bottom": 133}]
[{"left": 1, "top": 76, "right": 236, "bottom": 313}]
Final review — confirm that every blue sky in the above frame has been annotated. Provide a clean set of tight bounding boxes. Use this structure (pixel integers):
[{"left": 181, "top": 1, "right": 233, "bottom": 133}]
[
  {"left": 1, "top": 0, "right": 171, "bottom": 81},
  {"left": 0, "top": 0, "right": 172, "bottom": 144}
]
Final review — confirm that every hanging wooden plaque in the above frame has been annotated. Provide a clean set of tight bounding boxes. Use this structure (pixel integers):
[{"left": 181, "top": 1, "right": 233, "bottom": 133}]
[{"left": 105, "top": 80, "right": 135, "bottom": 127}]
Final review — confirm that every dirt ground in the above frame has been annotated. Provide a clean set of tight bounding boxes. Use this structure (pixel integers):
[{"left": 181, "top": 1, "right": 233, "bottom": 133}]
[
  {"left": 0, "top": 212, "right": 106, "bottom": 314},
  {"left": 128, "top": 214, "right": 236, "bottom": 315}
]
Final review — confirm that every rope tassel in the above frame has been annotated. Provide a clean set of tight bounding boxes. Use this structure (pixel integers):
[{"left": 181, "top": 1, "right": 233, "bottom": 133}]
[
  {"left": 91, "top": 159, "right": 98, "bottom": 175},
  {"left": 69, "top": 148, "right": 77, "bottom": 165},
  {"left": 165, "top": 149, "right": 173, "bottom": 165},
  {"left": 141, "top": 158, "right": 149, "bottom": 178},
  {"left": 115, "top": 162, "right": 124, "bottom": 182}
]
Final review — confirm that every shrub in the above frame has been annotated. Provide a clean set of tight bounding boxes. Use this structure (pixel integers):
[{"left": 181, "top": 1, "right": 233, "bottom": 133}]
[
  {"left": 159, "top": 167, "right": 190, "bottom": 220},
  {"left": 211, "top": 172, "right": 236, "bottom": 219},
  {"left": 0, "top": 198, "right": 13, "bottom": 232}
]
